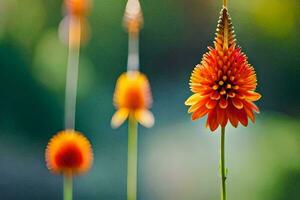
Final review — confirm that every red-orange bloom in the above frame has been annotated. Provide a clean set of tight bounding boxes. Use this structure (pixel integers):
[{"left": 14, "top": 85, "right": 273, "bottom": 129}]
[
  {"left": 45, "top": 130, "right": 93, "bottom": 175},
  {"left": 111, "top": 71, "right": 154, "bottom": 128},
  {"left": 185, "top": 7, "right": 261, "bottom": 132},
  {"left": 60, "top": 0, "right": 91, "bottom": 47}
]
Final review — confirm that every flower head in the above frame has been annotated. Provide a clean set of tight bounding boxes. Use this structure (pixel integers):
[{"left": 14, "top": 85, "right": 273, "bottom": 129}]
[
  {"left": 123, "top": 0, "right": 143, "bottom": 34},
  {"left": 45, "top": 130, "right": 93, "bottom": 176},
  {"left": 59, "top": 0, "right": 91, "bottom": 47},
  {"left": 185, "top": 7, "right": 261, "bottom": 132},
  {"left": 111, "top": 71, "right": 154, "bottom": 128}
]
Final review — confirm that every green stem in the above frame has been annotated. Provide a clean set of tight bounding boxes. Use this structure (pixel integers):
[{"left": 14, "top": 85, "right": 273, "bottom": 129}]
[
  {"left": 64, "top": 175, "right": 73, "bottom": 200},
  {"left": 220, "top": 127, "right": 227, "bottom": 200},
  {"left": 127, "top": 32, "right": 140, "bottom": 71},
  {"left": 64, "top": 17, "right": 81, "bottom": 130},
  {"left": 127, "top": 114, "right": 138, "bottom": 200}
]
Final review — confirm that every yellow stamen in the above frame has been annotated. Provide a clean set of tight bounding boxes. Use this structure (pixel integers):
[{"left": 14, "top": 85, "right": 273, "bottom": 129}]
[
  {"left": 233, "top": 85, "right": 239, "bottom": 90},
  {"left": 219, "top": 81, "right": 224, "bottom": 86},
  {"left": 213, "top": 85, "right": 219, "bottom": 90},
  {"left": 220, "top": 89, "right": 226, "bottom": 95}
]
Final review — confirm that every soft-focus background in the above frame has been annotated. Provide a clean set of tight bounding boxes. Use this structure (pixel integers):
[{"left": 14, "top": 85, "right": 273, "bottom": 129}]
[{"left": 0, "top": 0, "right": 299, "bottom": 199}]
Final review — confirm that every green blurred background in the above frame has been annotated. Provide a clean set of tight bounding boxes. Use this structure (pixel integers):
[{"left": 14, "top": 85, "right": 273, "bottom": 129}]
[{"left": 0, "top": 0, "right": 299, "bottom": 199}]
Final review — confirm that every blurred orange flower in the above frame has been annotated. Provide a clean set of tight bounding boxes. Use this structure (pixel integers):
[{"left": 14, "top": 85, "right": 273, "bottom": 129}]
[
  {"left": 64, "top": 0, "right": 90, "bottom": 17},
  {"left": 111, "top": 71, "right": 154, "bottom": 128},
  {"left": 59, "top": 0, "right": 91, "bottom": 47},
  {"left": 45, "top": 130, "right": 93, "bottom": 176},
  {"left": 185, "top": 8, "right": 261, "bottom": 131}
]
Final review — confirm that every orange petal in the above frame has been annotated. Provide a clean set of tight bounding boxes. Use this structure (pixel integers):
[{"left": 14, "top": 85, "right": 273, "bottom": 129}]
[
  {"left": 192, "top": 106, "right": 209, "bottom": 120},
  {"left": 185, "top": 93, "right": 202, "bottom": 106},
  {"left": 221, "top": 116, "right": 228, "bottom": 128},
  {"left": 188, "top": 99, "right": 207, "bottom": 113},
  {"left": 245, "top": 91, "right": 262, "bottom": 101},
  {"left": 188, "top": 104, "right": 200, "bottom": 113},
  {"left": 206, "top": 100, "right": 218, "bottom": 109},
  {"left": 134, "top": 109, "right": 155, "bottom": 128},
  {"left": 237, "top": 93, "right": 246, "bottom": 100},
  {"left": 219, "top": 98, "right": 228, "bottom": 109},
  {"left": 232, "top": 98, "right": 244, "bottom": 109},
  {"left": 210, "top": 91, "right": 221, "bottom": 100},
  {"left": 111, "top": 108, "right": 129, "bottom": 128},
  {"left": 244, "top": 104, "right": 255, "bottom": 123},
  {"left": 237, "top": 109, "right": 248, "bottom": 126},
  {"left": 227, "top": 105, "right": 239, "bottom": 128},
  {"left": 217, "top": 106, "right": 228, "bottom": 128},
  {"left": 244, "top": 100, "right": 260, "bottom": 113},
  {"left": 206, "top": 109, "right": 218, "bottom": 131}
]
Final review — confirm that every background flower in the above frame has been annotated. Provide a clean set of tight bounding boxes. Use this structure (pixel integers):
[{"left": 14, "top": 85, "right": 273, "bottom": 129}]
[
  {"left": 45, "top": 130, "right": 93, "bottom": 175},
  {"left": 111, "top": 71, "right": 154, "bottom": 128}
]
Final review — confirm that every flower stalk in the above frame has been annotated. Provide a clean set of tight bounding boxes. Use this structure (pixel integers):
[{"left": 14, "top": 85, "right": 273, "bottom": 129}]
[
  {"left": 64, "top": 17, "right": 81, "bottom": 130},
  {"left": 127, "top": 114, "right": 138, "bottom": 200},
  {"left": 127, "top": 32, "right": 140, "bottom": 71},
  {"left": 220, "top": 127, "right": 227, "bottom": 200},
  {"left": 63, "top": 16, "right": 81, "bottom": 200},
  {"left": 64, "top": 175, "right": 73, "bottom": 200}
]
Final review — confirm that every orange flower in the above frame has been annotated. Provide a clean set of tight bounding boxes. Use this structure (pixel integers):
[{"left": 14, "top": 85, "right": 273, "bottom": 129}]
[
  {"left": 185, "top": 7, "right": 261, "bottom": 132},
  {"left": 45, "top": 130, "right": 93, "bottom": 175},
  {"left": 64, "top": 0, "right": 90, "bottom": 17},
  {"left": 123, "top": 0, "right": 144, "bottom": 34},
  {"left": 111, "top": 71, "right": 154, "bottom": 128},
  {"left": 59, "top": 0, "right": 91, "bottom": 47}
]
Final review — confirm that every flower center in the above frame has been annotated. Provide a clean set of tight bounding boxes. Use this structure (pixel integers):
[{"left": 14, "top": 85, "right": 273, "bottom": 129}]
[
  {"left": 124, "top": 86, "right": 146, "bottom": 109},
  {"left": 55, "top": 142, "right": 83, "bottom": 169},
  {"left": 213, "top": 75, "right": 238, "bottom": 99}
]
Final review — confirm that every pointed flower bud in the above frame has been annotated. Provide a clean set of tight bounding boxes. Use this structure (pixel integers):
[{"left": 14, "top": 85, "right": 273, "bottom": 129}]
[
  {"left": 185, "top": 8, "right": 261, "bottom": 131},
  {"left": 123, "top": 0, "right": 144, "bottom": 34}
]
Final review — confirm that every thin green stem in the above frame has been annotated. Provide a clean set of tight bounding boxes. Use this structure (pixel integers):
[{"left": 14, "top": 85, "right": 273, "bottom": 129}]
[
  {"left": 127, "top": 32, "right": 140, "bottom": 72},
  {"left": 220, "top": 127, "right": 227, "bottom": 200},
  {"left": 127, "top": 114, "right": 138, "bottom": 200},
  {"left": 64, "top": 17, "right": 81, "bottom": 130},
  {"left": 64, "top": 175, "right": 73, "bottom": 200},
  {"left": 223, "top": 0, "right": 228, "bottom": 8}
]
